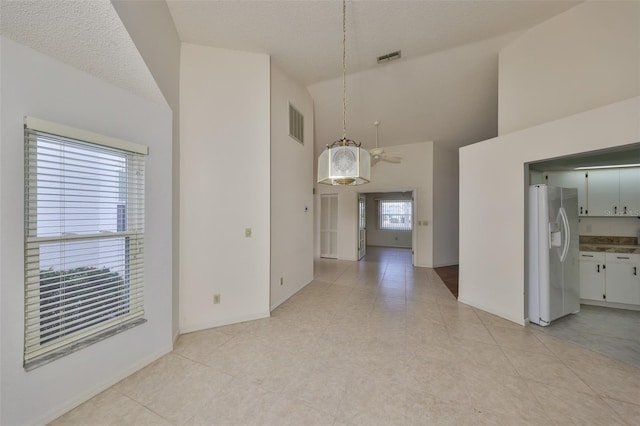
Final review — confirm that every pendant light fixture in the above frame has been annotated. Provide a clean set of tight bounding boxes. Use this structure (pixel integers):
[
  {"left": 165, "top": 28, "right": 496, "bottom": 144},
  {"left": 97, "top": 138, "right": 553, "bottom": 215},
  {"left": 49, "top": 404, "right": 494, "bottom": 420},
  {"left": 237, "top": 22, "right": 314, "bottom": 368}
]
[{"left": 317, "top": 0, "right": 370, "bottom": 186}]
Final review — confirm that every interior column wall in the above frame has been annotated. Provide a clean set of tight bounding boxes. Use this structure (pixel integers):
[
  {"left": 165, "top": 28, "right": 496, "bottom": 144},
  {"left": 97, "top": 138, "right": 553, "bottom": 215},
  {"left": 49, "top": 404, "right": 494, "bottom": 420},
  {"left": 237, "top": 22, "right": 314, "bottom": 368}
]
[{"left": 179, "top": 43, "right": 271, "bottom": 333}]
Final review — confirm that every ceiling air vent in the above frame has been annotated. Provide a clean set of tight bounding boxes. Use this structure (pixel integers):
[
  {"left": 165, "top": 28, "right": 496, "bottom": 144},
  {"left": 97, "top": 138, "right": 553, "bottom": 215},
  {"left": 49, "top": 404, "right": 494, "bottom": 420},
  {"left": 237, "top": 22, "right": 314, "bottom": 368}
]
[
  {"left": 289, "top": 102, "right": 304, "bottom": 145},
  {"left": 377, "top": 50, "right": 402, "bottom": 64}
]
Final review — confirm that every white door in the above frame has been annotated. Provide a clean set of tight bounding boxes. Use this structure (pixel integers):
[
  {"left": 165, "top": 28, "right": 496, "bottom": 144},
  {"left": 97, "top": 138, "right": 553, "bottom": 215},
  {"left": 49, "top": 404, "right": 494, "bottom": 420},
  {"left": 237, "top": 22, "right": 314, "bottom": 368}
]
[
  {"left": 358, "top": 196, "right": 366, "bottom": 260},
  {"left": 605, "top": 253, "right": 640, "bottom": 305},
  {"left": 320, "top": 194, "right": 338, "bottom": 258},
  {"left": 587, "top": 169, "right": 620, "bottom": 216},
  {"left": 619, "top": 168, "right": 640, "bottom": 216},
  {"left": 579, "top": 252, "right": 605, "bottom": 301}
]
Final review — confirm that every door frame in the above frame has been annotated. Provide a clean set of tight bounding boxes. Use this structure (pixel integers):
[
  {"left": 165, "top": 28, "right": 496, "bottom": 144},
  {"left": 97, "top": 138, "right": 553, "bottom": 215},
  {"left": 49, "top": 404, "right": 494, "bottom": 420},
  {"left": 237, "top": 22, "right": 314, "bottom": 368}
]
[
  {"left": 356, "top": 189, "right": 417, "bottom": 265},
  {"left": 358, "top": 195, "right": 366, "bottom": 260}
]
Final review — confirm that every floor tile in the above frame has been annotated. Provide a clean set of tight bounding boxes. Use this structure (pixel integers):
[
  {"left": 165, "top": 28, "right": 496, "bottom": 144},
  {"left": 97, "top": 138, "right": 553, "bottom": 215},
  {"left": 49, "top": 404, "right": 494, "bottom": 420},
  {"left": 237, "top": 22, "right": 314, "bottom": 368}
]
[
  {"left": 49, "top": 389, "right": 171, "bottom": 426},
  {"left": 113, "top": 353, "right": 233, "bottom": 424},
  {"left": 51, "top": 247, "right": 638, "bottom": 426}
]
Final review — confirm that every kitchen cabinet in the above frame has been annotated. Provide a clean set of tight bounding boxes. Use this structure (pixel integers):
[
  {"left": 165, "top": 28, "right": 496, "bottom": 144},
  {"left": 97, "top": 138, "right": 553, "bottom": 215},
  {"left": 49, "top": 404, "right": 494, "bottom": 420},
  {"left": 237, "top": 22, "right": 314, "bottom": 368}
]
[
  {"left": 579, "top": 252, "right": 605, "bottom": 301},
  {"left": 579, "top": 251, "right": 640, "bottom": 306},
  {"left": 545, "top": 171, "right": 588, "bottom": 216},
  {"left": 586, "top": 168, "right": 640, "bottom": 216},
  {"left": 619, "top": 168, "right": 640, "bottom": 216},
  {"left": 544, "top": 167, "right": 640, "bottom": 217},
  {"left": 604, "top": 253, "right": 640, "bottom": 305},
  {"left": 587, "top": 169, "right": 620, "bottom": 216}
]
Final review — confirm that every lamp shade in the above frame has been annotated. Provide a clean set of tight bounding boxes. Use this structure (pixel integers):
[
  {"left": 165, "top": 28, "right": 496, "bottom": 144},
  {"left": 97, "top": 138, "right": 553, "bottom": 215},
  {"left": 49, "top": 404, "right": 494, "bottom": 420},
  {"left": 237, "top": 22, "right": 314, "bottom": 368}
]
[{"left": 317, "top": 144, "right": 371, "bottom": 186}]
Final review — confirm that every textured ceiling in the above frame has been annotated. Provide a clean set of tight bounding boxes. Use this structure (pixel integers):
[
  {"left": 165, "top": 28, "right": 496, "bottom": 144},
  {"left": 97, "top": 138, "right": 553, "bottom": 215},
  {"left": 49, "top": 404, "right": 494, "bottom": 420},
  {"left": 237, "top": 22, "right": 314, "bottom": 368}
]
[
  {"left": 0, "top": 0, "right": 165, "bottom": 105},
  {"left": 166, "top": 0, "right": 580, "bottom": 85}
]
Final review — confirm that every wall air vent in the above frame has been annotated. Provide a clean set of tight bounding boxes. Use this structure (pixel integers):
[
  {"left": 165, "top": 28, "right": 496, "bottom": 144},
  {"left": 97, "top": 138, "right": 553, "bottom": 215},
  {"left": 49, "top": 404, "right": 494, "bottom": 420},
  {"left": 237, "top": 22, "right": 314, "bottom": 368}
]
[
  {"left": 377, "top": 50, "right": 402, "bottom": 64},
  {"left": 288, "top": 102, "right": 304, "bottom": 144}
]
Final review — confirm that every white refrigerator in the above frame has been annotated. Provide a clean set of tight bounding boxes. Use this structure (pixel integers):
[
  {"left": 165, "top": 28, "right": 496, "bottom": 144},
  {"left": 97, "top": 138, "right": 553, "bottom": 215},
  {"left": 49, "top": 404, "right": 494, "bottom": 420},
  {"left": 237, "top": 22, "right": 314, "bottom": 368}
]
[{"left": 529, "top": 185, "right": 580, "bottom": 326}]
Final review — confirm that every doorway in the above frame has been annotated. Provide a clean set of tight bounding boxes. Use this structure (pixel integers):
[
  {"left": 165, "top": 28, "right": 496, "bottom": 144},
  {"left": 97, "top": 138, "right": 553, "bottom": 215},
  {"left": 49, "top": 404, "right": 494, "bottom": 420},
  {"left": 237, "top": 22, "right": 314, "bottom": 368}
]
[
  {"left": 525, "top": 144, "right": 640, "bottom": 368},
  {"left": 358, "top": 191, "right": 415, "bottom": 265}
]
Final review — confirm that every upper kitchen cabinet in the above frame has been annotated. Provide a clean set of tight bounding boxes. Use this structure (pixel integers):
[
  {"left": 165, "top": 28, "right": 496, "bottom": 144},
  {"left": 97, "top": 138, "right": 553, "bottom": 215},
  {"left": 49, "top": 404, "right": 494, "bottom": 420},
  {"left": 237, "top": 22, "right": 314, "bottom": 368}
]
[
  {"left": 545, "top": 171, "right": 587, "bottom": 216},
  {"left": 587, "top": 169, "right": 620, "bottom": 216},
  {"left": 587, "top": 168, "right": 640, "bottom": 216},
  {"left": 619, "top": 168, "right": 640, "bottom": 216}
]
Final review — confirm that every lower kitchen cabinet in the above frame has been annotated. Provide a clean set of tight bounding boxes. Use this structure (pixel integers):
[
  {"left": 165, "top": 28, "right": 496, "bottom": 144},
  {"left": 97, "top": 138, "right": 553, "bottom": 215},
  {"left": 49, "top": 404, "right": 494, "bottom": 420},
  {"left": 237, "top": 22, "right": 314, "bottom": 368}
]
[
  {"left": 605, "top": 253, "right": 640, "bottom": 305},
  {"left": 579, "top": 251, "right": 640, "bottom": 306},
  {"left": 579, "top": 252, "right": 605, "bottom": 300}
]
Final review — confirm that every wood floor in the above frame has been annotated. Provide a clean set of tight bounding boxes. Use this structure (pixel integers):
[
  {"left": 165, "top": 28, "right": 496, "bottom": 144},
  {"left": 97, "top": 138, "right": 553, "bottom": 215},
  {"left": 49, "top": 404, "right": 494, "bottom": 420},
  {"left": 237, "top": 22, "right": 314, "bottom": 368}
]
[{"left": 434, "top": 265, "right": 459, "bottom": 298}]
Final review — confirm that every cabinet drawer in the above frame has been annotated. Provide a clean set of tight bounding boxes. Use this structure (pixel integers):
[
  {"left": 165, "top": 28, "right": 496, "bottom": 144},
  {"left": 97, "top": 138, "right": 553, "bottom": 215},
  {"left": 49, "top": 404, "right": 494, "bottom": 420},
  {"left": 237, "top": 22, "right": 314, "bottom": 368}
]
[
  {"left": 579, "top": 252, "right": 605, "bottom": 261},
  {"left": 605, "top": 253, "right": 640, "bottom": 264}
]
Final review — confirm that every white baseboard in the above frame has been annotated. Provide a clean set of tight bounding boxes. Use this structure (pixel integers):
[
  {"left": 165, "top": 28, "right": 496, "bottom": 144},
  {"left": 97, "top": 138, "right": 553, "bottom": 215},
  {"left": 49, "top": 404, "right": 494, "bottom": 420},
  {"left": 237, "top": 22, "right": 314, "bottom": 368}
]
[
  {"left": 270, "top": 278, "right": 314, "bottom": 311},
  {"left": 432, "top": 260, "right": 459, "bottom": 268},
  {"left": 457, "top": 296, "right": 526, "bottom": 326},
  {"left": 581, "top": 299, "right": 640, "bottom": 311},
  {"left": 172, "top": 325, "right": 180, "bottom": 346},
  {"left": 34, "top": 345, "right": 173, "bottom": 426},
  {"left": 179, "top": 311, "right": 271, "bottom": 334}
]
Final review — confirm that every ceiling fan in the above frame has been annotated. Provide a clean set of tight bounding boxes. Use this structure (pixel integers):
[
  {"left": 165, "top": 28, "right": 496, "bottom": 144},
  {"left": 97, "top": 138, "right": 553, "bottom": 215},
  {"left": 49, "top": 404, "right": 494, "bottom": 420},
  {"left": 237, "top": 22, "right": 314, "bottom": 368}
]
[{"left": 370, "top": 121, "right": 402, "bottom": 166}]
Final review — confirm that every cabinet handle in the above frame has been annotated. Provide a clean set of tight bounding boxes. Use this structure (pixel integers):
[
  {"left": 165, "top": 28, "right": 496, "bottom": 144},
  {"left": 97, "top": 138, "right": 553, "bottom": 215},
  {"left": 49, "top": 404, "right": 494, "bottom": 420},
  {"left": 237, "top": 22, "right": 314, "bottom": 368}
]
[
  {"left": 582, "top": 254, "right": 594, "bottom": 258},
  {"left": 616, "top": 256, "right": 630, "bottom": 260},
  {"left": 634, "top": 267, "right": 637, "bottom": 276},
  {"left": 597, "top": 264, "right": 600, "bottom": 273},
  {"left": 614, "top": 206, "right": 617, "bottom": 214},
  {"left": 624, "top": 206, "right": 628, "bottom": 215},
  {"left": 580, "top": 206, "right": 583, "bottom": 215}
]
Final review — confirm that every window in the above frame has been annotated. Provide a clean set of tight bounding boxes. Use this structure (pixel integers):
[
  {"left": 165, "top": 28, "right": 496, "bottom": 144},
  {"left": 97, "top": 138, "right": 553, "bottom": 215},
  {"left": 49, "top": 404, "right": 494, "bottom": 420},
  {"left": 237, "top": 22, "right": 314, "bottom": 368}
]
[
  {"left": 24, "top": 117, "right": 147, "bottom": 370},
  {"left": 379, "top": 199, "right": 412, "bottom": 231}
]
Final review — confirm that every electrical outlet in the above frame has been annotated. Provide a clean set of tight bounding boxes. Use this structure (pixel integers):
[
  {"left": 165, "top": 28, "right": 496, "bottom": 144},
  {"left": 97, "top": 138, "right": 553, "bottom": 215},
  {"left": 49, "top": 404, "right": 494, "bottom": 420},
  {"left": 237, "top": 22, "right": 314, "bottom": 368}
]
[
  {"left": 213, "top": 294, "right": 221, "bottom": 304},
  {"left": 245, "top": 228, "right": 252, "bottom": 238},
  {"left": 280, "top": 277, "right": 283, "bottom": 286}
]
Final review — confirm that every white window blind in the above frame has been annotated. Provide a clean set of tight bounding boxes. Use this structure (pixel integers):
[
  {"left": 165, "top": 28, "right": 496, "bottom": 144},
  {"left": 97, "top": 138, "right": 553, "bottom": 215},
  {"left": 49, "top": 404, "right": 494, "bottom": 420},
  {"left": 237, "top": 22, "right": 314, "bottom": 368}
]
[
  {"left": 379, "top": 199, "right": 412, "bottom": 231},
  {"left": 24, "top": 120, "right": 146, "bottom": 369}
]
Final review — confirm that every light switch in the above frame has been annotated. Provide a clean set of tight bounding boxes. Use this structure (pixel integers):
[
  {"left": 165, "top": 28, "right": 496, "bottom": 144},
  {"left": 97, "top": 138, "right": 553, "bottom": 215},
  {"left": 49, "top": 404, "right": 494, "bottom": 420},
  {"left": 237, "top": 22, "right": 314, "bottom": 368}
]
[{"left": 245, "top": 228, "right": 252, "bottom": 238}]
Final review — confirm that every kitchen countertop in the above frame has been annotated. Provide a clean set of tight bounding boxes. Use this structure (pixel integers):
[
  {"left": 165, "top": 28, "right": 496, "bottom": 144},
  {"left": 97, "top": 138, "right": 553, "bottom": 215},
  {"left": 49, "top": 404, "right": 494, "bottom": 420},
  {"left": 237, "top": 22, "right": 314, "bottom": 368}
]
[
  {"left": 579, "top": 244, "right": 640, "bottom": 254},
  {"left": 579, "top": 235, "right": 640, "bottom": 254}
]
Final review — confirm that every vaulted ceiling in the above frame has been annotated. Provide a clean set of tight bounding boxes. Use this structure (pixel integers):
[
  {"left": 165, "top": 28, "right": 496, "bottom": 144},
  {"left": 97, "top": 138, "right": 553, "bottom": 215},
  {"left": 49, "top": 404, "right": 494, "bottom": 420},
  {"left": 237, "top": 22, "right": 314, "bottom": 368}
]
[
  {"left": 166, "top": 0, "right": 580, "bottom": 86},
  {"left": 2, "top": 0, "right": 583, "bottom": 150}
]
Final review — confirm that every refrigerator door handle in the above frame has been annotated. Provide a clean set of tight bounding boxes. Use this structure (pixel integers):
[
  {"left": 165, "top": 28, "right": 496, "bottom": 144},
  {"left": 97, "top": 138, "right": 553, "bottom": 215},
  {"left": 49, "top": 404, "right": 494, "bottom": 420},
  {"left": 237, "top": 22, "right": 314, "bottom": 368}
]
[{"left": 559, "top": 206, "right": 571, "bottom": 263}]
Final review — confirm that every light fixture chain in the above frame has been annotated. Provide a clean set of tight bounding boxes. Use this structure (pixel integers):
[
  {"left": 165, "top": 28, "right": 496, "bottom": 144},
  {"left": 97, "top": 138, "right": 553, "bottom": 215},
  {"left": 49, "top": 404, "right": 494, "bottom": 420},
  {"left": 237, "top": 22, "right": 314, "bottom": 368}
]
[{"left": 342, "top": 0, "right": 347, "bottom": 141}]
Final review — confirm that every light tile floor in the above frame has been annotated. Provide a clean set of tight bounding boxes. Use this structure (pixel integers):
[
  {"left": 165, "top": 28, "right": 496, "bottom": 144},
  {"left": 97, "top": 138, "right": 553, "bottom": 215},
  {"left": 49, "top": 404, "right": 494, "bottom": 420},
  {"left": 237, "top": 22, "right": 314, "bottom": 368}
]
[
  {"left": 532, "top": 304, "right": 640, "bottom": 369},
  {"left": 52, "top": 247, "right": 640, "bottom": 425}
]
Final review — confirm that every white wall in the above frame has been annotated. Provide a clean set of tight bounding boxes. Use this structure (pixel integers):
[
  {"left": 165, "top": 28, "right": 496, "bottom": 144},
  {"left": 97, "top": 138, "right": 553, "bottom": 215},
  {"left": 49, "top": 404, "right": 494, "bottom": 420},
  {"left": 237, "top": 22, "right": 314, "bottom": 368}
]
[
  {"left": 579, "top": 217, "right": 640, "bottom": 240},
  {"left": 270, "top": 64, "right": 314, "bottom": 310},
  {"left": 315, "top": 141, "right": 434, "bottom": 267},
  {"left": 179, "top": 43, "right": 270, "bottom": 333},
  {"left": 365, "top": 192, "right": 413, "bottom": 248},
  {"left": 307, "top": 34, "right": 514, "bottom": 155},
  {"left": 459, "top": 97, "right": 640, "bottom": 325},
  {"left": 433, "top": 144, "right": 459, "bottom": 267},
  {"left": 111, "top": 0, "right": 182, "bottom": 342},
  {"left": 498, "top": 1, "right": 640, "bottom": 135},
  {"left": 0, "top": 36, "right": 173, "bottom": 425}
]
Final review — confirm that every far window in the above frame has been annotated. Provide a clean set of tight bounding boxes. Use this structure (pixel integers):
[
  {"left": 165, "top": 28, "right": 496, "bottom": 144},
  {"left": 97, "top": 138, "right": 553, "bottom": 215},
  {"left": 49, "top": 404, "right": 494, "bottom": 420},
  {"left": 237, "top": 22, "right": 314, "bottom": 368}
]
[
  {"left": 24, "top": 118, "right": 147, "bottom": 370},
  {"left": 379, "top": 199, "right": 412, "bottom": 231}
]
